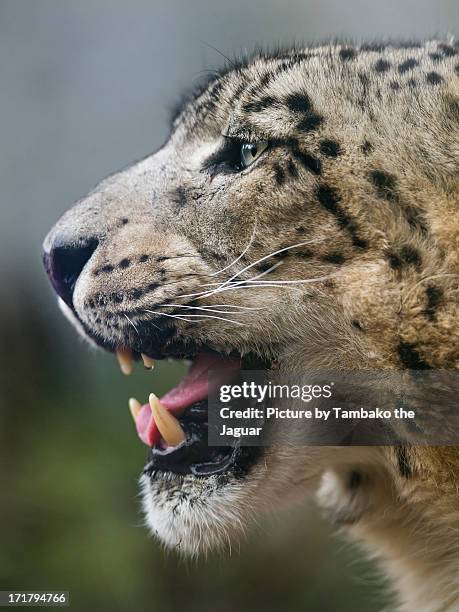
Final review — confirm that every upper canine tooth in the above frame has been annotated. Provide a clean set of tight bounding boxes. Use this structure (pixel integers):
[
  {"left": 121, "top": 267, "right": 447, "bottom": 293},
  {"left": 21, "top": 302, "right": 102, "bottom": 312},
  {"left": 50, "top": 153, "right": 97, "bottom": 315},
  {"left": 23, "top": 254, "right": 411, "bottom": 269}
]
[
  {"left": 141, "top": 354, "right": 156, "bottom": 369},
  {"left": 116, "top": 348, "right": 133, "bottom": 375},
  {"left": 149, "top": 393, "right": 186, "bottom": 447},
  {"left": 129, "top": 397, "right": 142, "bottom": 422}
]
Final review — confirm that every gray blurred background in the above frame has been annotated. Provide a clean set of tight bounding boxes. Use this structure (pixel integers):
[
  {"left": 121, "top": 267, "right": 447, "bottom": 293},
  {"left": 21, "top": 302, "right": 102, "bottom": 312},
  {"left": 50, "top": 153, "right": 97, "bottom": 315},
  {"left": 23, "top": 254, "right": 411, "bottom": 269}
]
[{"left": 0, "top": 1, "right": 457, "bottom": 610}]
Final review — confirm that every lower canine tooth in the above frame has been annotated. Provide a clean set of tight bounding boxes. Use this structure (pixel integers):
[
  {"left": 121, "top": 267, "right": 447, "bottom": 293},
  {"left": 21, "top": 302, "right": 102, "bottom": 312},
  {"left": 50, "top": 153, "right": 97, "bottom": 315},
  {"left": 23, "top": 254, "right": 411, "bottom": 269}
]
[
  {"left": 149, "top": 393, "right": 186, "bottom": 447},
  {"left": 116, "top": 348, "right": 133, "bottom": 375},
  {"left": 141, "top": 354, "right": 156, "bottom": 369},
  {"left": 129, "top": 398, "right": 142, "bottom": 422}
]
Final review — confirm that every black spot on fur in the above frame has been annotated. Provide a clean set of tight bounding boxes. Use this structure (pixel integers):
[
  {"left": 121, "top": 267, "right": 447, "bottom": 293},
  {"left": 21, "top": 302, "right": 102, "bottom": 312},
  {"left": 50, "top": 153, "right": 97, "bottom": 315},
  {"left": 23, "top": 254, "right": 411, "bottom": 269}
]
[
  {"left": 273, "top": 163, "right": 286, "bottom": 185},
  {"left": 455, "top": 63, "right": 459, "bottom": 75},
  {"left": 297, "top": 113, "right": 324, "bottom": 132},
  {"left": 243, "top": 96, "right": 276, "bottom": 112},
  {"left": 351, "top": 319, "right": 363, "bottom": 331},
  {"left": 320, "top": 139, "right": 341, "bottom": 157},
  {"left": 398, "top": 341, "right": 431, "bottom": 369},
  {"left": 398, "top": 58, "right": 418, "bottom": 73},
  {"left": 374, "top": 59, "right": 391, "bottom": 72},
  {"left": 173, "top": 187, "right": 187, "bottom": 208},
  {"left": 370, "top": 170, "right": 398, "bottom": 201},
  {"left": 396, "top": 447, "right": 412, "bottom": 478},
  {"left": 390, "top": 80, "right": 401, "bottom": 90},
  {"left": 121, "top": 218, "right": 129, "bottom": 225},
  {"left": 119, "top": 258, "right": 130, "bottom": 269},
  {"left": 286, "top": 93, "right": 312, "bottom": 113},
  {"left": 407, "top": 78, "right": 417, "bottom": 88},
  {"left": 295, "top": 225, "right": 305, "bottom": 233},
  {"left": 340, "top": 47, "right": 356, "bottom": 61},
  {"left": 386, "top": 245, "right": 422, "bottom": 271},
  {"left": 292, "top": 149, "right": 322, "bottom": 175},
  {"left": 287, "top": 159, "right": 299, "bottom": 178},
  {"left": 131, "top": 288, "right": 143, "bottom": 300},
  {"left": 438, "top": 43, "right": 457, "bottom": 57},
  {"left": 426, "top": 71, "right": 444, "bottom": 85},
  {"left": 101, "top": 264, "right": 114, "bottom": 273},
  {"left": 429, "top": 52, "right": 442, "bottom": 62},
  {"left": 139, "top": 254, "right": 149, "bottom": 263},
  {"left": 361, "top": 140, "right": 373, "bottom": 155},
  {"left": 349, "top": 471, "right": 363, "bottom": 489},
  {"left": 146, "top": 282, "right": 160, "bottom": 292},
  {"left": 322, "top": 252, "right": 345, "bottom": 265},
  {"left": 316, "top": 184, "right": 367, "bottom": 250},
  {"left": 424, "top": 286, "right": 443, "bottom": 321}
]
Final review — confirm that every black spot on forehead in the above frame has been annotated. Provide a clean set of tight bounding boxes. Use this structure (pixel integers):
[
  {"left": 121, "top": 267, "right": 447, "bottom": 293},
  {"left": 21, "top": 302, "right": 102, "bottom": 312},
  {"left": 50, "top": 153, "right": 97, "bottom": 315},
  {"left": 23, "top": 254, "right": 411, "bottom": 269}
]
[
  {"left": 390, "top": 80, "right": 401, "bottom": 91},
  {"left": 320, "top": 139, "right": 341, "bottom": 157},
  {"left": 370, "top": 170, "right": 398, "bottom": 201},
  {"left": 398, "top": 58, "right": 418, "bottom": 74},
  {"left": 339, "top": 47, "right": 357, "bottom": 61},
  {"left": 242, "top": 95, "right": 277, "bottom": 113},
  {"left": 285, "top": 93, "right": 312, "bottom": 113},
  {"left": 386, "top": 244, "right": 422, "bottom": 271},
  {"left": 297, "top": 114, "right": 324, "bottom": 132},
  {"left": 426, "top": 71, "right": 444, "bottom": 85},
  {"left": 374, "top": 59, "right": 391, "bottom": 73}
]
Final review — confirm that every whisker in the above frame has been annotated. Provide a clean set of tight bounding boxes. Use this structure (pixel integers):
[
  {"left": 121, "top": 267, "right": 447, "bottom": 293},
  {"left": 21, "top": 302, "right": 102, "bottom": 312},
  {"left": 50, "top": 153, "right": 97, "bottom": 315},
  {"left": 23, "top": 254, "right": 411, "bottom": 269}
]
[
  {"left": 123, "top": 313, "right": 140, "bottom": 336},
  {"left": 143, "top": 309, "right": 245, "bottom": 326},
  {"left": 222, "top": 238, "right": 325, "bottom": 287},
  {"left": 210, "top": 222, "right": 257, "bottom": 277},
  {"left": 163, "top": 304, "right": 262, "bottom": 314}
]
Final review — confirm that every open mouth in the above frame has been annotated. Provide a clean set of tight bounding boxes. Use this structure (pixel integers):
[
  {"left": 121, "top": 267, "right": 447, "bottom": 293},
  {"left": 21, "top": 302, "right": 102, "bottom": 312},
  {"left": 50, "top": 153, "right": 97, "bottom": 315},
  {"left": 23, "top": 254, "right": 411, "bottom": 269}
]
[{"left": 117, "top": 347, "right": 266, "bottom": 478}]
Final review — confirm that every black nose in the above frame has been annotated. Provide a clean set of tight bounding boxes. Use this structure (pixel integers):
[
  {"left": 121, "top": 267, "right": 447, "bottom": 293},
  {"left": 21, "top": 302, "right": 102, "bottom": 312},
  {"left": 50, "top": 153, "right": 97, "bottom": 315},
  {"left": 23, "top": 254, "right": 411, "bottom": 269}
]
[{"left": 43, "top": 238, "right": 99, "bottom": 307}]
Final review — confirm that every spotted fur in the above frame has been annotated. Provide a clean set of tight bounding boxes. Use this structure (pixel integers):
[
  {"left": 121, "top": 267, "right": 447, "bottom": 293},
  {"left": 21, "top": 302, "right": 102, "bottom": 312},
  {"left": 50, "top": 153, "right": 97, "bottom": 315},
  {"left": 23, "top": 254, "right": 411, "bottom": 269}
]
[{"left": 44, "top": 39, "right": 459, "bottom": 611}]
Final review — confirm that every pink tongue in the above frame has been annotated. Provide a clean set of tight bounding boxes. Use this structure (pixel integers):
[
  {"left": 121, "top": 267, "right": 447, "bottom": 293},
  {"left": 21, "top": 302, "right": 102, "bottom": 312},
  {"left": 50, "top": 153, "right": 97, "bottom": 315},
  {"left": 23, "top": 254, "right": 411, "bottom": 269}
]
[{"left": 135, "top": 353, "right": 240, "bottom": 447}]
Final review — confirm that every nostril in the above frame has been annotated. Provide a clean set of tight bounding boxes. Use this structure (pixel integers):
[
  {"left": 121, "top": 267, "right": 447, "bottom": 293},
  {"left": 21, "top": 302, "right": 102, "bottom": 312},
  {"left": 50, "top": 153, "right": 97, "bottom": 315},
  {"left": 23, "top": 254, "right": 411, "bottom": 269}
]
[{"left": 43, "top": 238, "right": 99, "bottom": 307}]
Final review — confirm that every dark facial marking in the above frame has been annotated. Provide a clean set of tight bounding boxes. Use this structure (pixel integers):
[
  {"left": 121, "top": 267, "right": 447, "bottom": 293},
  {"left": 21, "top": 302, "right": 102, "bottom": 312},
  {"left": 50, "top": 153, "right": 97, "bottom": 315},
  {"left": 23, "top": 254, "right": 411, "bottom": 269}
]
[
  {"left": 390, "top": 80, "right": 401, "bottom": 91},
  {"left": 370, "top": 170, "right": 398, "bottom": 201},
  {"left": 287, "top": 159, "right": 299, "bottom": 178},
  {"left": 424, "top": 285, "right": 443, "bottom": 321},
  {"left": 291, "top": 148, "right": 322, "bottom": 175},
  {"left": 319, "top": 139, "right": 341, "bottom": 157},
  {"left": 429, "top": 52, "right": 442, "bottom": 62},
  {"left": 119, "top": 258, "right": 131, "bottom": 269},
  {"left": 360, "top": 140, "right": 373, "bottom": 155},
  {"left": 374, "top": 59, "right": 391, "bottom": 72},
  {"left": 398, "top": 58, "right": 418, "bottom": 74},
  {"left": 339, "top": 47, "right": 356, "bottom": 61},
  {"left": 386, "top": 245, "right": 422, "bottom": 271},
  {"left": 242, "top": 96, "right": 276, "bottom": 113},
  {"left": 321, "top": 252, "right": 345, "bottom": 265},
  {"left": 316, "top": 185, "right": 367, "bottom": 250},
  {"left": 285, "top": 93, "right": 312, "bottom": 113},
  {"left": 121, "top": 218, "right": 129, "bottom": 225},
  {"left": 456, "top": 63, "right": 459, "bottom": 75},
  {"left": 408, "top": 78, "right": 417, "bottom": 88},
  {"left": 139, "top": 254, "right": 150, "bottom": 263},
  {"left": 349, "top": 471, "right": 363, "bottom": 489},
  {"left": 351, "top": 319, "right": 363, "bottom": 331},
  {"left": 397, "top": 341, "right": 431, "bottom": 369},
  {"left": 396, "top": 447, "right": 412, "bottom": 478},
  {"left": 273, "top": 163, "right": 286, "bottom": 185},
  {"left": 297, "top": 114, "right": 324, "bottom": 132},
  {"left": 426, "top": 71, "right": 444, "bottom": 85}
]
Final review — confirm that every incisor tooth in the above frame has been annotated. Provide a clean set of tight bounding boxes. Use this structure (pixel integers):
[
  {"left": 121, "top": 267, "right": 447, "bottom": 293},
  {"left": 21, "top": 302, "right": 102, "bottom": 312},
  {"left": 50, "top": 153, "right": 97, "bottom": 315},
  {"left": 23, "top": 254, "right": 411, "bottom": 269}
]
[
  {"left": 149, "top": 393, "right": 186, "bottom": 447},
  {"left": 116, "top": 348, "right": 133, "bottom": 375},
  {"left": 141, "top": 354, "right": 156, "bottom": 369},
  {"left": 129, "top": 398, "right": 142, "bottom": 422}
]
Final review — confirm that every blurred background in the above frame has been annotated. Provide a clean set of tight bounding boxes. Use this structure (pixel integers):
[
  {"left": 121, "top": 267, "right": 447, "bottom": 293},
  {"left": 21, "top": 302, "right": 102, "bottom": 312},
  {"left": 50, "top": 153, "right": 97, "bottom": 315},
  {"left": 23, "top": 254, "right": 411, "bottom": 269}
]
[{"left": 0, "top": 1, "right": 457, "bottom": 610}]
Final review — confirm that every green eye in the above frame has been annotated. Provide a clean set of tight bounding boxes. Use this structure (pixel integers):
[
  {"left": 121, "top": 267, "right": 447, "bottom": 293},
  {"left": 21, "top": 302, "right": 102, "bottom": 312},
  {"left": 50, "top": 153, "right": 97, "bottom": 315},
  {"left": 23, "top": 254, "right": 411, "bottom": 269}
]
[{"left": 240, "top": 141, "right": 269, "bottom": 168}]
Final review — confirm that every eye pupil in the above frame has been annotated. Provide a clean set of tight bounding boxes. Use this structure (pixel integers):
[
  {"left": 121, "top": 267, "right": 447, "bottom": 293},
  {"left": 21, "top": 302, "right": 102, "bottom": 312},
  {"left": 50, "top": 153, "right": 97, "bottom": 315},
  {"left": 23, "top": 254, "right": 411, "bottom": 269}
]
[{"left": 240, "top": 140, "right": 268, "bottom": 169}]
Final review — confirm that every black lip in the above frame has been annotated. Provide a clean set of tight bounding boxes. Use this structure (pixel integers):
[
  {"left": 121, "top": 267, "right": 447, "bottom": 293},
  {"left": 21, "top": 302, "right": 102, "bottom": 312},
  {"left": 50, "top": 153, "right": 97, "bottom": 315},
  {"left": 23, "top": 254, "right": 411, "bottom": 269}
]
[{"left": 142, "top": 399, "right": 262, "bottom": 478}]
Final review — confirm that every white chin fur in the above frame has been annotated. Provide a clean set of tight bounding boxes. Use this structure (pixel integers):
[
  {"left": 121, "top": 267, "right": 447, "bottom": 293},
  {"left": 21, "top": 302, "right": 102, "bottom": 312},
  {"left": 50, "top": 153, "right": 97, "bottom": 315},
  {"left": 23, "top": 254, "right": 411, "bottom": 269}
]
[{"left": 140, "top": 472, "right": 254, "bottom": 556}]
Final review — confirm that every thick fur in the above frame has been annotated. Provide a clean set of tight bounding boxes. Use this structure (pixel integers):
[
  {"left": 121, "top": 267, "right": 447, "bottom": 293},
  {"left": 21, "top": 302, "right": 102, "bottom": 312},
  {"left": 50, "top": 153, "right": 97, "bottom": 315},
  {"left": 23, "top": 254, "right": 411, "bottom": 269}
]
[{"left": 44, "top": 40, "right": 459, "bottom": 611}]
